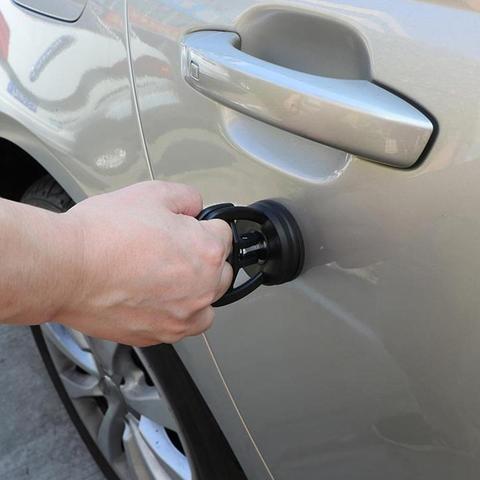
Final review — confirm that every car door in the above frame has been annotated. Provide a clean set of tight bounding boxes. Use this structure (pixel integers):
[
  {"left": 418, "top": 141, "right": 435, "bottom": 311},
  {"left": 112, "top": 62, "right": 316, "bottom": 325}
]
[
  {"left": 128, "top": 1, "right": 480, "bottom": 479},
  {"left": 1, "top": 0, "right": 150, "bottom": 198}
]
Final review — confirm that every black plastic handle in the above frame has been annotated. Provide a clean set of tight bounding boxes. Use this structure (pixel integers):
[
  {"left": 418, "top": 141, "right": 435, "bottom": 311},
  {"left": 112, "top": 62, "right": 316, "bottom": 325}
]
[
  {"left": 197, "top": 200, "right": 304, "bottom": 307},
  {"left": 197, "top": 203, "right": 267, "bottom": 307}
]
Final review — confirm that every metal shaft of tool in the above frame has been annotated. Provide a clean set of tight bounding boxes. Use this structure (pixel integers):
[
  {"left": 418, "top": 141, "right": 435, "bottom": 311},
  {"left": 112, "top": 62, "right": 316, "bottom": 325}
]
[{"left": 237, "top": 230, "right": 268, "bottom": 267}]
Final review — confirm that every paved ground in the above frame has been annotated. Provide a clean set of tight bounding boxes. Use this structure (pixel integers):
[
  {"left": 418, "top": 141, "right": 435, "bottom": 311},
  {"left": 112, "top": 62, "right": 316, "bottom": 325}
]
[{"left": 0, "top": 325, "right": 104, "bottom": 480}]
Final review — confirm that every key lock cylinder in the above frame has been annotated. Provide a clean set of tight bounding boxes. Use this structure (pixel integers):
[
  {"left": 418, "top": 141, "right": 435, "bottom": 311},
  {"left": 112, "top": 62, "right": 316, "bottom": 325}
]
[{"left": 198, "top": 200, "right": 304, "bottom": 306}]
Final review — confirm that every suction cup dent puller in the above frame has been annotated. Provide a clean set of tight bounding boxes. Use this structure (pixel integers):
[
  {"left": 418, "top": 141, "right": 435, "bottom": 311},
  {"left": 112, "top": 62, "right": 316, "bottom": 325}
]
[{"left": 197, "top": 200, "right": 305, "bottom": 307}]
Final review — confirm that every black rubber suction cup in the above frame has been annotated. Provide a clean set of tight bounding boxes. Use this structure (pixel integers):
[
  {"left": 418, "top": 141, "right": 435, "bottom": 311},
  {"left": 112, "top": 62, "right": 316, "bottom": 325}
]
[{"left": 197, "top": 200, "right": 304, "bottom": 307}]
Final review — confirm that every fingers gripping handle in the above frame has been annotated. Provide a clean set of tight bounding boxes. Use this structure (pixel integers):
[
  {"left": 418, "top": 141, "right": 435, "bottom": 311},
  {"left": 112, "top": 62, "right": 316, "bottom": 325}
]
[
  {"left": 197, "top": 200, "right": 305, "bottom": 307},
  {"left": 197, "top": 203, "right": 266, "bottom": 307}
]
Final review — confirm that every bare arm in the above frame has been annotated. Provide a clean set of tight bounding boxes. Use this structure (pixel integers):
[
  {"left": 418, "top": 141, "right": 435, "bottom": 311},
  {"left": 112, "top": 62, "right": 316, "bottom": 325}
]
[
  {"left": 0, "top": 181, "right": 232, "bottom": 346},
  {"left": 0, "top": 197, "right": 83, "bottom": 325}
]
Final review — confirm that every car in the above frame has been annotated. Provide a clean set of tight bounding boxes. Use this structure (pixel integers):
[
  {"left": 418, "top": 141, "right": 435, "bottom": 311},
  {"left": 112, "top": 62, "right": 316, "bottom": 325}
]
[{"left": 1, "top": 0, "right": 480, "bottom": 479}]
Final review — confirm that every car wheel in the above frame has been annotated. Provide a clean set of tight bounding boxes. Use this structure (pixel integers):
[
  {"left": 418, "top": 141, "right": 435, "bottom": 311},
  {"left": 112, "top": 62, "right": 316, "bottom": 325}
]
[{"left": 22, "top": 175, "right": 246, "bottom": 480}]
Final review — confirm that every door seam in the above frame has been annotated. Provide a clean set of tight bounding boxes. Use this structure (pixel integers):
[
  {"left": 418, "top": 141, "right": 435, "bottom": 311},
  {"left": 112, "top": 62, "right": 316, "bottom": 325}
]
[
  {"left": 125, "top": 1, "right": 272, "bottom": 474},
  {"left": 202, "top": 334, "right": 276, "bottom": 480},
  {"left": 124, "top": 0, "right": 155, "bottom": 180}
]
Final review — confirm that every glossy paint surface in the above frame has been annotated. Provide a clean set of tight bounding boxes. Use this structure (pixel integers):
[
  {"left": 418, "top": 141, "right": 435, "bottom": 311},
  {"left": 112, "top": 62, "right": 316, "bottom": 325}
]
[
  {"left": 2, "top": 1, "right": 480, "bottom": 479},
  {"left": 128, "top": 1, "right": 480, "bottom": 479},
  {"left": 0, "top": 0, "right": 150, "bottom": 200}
]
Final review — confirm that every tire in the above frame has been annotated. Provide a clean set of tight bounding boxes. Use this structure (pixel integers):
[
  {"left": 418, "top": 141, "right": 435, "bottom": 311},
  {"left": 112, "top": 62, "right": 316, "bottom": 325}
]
[{"left": 22, "top": 175, "right": 246, "bottom": 480}]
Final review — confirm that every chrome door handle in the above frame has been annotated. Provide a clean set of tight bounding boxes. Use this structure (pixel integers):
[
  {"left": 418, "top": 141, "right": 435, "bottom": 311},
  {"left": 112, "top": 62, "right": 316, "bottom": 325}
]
[{"left": 182, "top": 31, "right": 434, "bottom": 168}]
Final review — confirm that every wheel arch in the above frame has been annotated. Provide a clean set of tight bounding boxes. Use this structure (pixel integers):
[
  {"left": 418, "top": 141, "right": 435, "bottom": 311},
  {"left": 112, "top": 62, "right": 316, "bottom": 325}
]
[{"left": 0, "top": 112, "right": 86, "bottom": 202}]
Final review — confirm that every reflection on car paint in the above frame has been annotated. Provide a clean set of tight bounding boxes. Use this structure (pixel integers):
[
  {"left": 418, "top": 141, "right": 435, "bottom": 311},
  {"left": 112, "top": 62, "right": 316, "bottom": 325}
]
[
  {"left": 95, "top": 147, "right": 127, "bottom": 170},
  {"left": 0, "top": 12, "right": 10, "bottom": 61},
  {"left": 30, "top": 35, "right": 75, "bottom": 82},
  {"left": 7, "top": 79, "right": 36, "bottom": 112}
]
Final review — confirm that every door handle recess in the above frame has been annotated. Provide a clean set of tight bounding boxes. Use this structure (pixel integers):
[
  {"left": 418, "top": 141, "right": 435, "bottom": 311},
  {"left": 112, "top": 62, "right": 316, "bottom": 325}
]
[{"left": 182, "top": 31, "right": 434, "bottom": 168}]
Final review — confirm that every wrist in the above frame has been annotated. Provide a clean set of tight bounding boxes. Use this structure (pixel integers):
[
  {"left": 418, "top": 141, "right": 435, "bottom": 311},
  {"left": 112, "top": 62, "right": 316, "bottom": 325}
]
[
  {"left": 47, "top": 210, "right": 87, "bottom": 322},
  {"left": 0, "top": 200, "right": 86, "bottom": 325}
]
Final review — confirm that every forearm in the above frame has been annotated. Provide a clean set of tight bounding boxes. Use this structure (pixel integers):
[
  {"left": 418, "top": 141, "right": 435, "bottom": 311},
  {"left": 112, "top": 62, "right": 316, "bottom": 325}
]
[
  {"left": 0, "top": 198, "right": 81, "bottom": 325},
  {"left": 0, "top": 180, "right": 231, "bottom": 345}
]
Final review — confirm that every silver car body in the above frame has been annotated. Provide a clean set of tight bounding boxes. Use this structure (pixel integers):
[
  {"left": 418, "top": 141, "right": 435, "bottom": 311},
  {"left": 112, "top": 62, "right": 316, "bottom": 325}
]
[{"left": 1, "top": 0, "right": 480, "bottom": 478}]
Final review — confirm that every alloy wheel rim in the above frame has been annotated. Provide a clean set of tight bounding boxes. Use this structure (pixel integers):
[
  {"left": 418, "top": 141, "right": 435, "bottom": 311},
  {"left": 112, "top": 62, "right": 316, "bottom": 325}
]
[{"left": 40, "top": 322, "right": 192, "bottom": 480}]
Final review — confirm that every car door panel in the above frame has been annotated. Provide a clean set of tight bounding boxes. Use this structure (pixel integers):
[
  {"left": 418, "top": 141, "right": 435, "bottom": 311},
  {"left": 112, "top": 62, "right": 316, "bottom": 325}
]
[
  {"left": 129, "top": 1, "right": 480, "bottom": 478},
  {"left": 0, "top": 0, "right": 150, "bottom": 200},
  {"left": 172, "top": 335, "right": 274, "bottom": 479}
]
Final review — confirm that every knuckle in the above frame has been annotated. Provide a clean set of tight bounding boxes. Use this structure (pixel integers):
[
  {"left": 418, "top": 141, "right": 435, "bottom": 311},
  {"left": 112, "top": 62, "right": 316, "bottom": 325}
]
[
  {"left": 200, "top": 309, "right": 215, "bottom": 333},
  {"left": 188, "top": 308, "right": 215, "bottom": 336},
  {"left": 216, "top": 219, "right": 233, "bottom": 244},
  {"left": 173, "top": 306, "right": 191, "bottom": 323},
  {"left": 175, "top": 322, "right": 190, "bottom": 340},
  {"left": 202, "top": 239, "right": 225, "bottom": 267},
  {"left": 163, "top": 321, "right": 188, "bottom": 344},
  {"left": 220, "top": 221, "right": 233, "bottom": 243},
  {"left": 192, "top": 291, "right": 215, "bottom": 310},
  {"left": 161, "top": 332, "right": 183, "bottom": 344},
  {"left": 174, "top": 182, "right": 203, "bottom": 206},
  {"left": 203, "top": 290, "right": 217, "bottom": 307},
  {"left": 188, "top": 187, "right": 203, "bottom": 209},
  {"left": 146, "top": 180, "right": 167, "bottom": 195},
  {"left": 204, "top": 307, "right": 215, "bottom": 326}
]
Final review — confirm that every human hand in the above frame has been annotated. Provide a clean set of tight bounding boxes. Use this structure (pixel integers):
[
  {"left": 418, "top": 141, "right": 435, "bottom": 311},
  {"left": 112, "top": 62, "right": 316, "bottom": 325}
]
[{"left": 54, "top": 181, "right": 232, "bottom": 346}]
